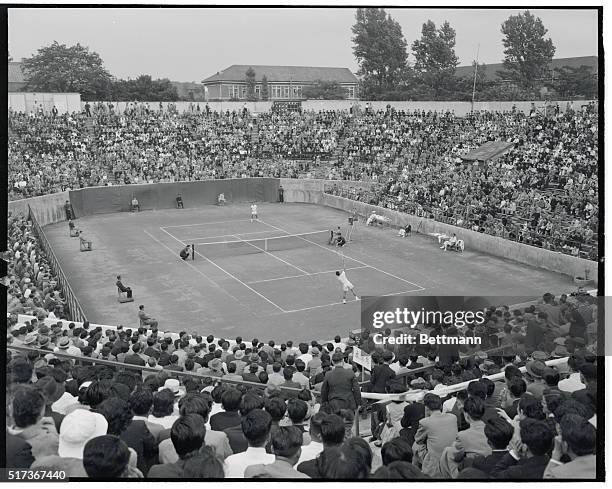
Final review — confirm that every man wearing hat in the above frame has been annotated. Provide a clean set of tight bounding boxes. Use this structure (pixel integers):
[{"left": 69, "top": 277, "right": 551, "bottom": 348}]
[
  {"left": 29, "top": 410, "right": 108, "bottom": 477},
  {"left": 525, "top": 360, "right": 547, "bottom": 401},
  {"left": 54, "top": 336, "right": 82, "bottom": 357},
  {"left": 230, "top": 349, "right": 247, "bottom": 375},
  {"left": 208, "top": 358, "right": 225, "bottom": 378}
]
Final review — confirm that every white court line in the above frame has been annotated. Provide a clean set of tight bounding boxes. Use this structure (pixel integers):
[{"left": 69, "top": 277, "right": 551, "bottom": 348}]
[
  {"left": 158, "top": 226, "right": 287, "bottom": 313},
  {"left": 185, "top": 229, "right": 278, "bottom": 243},
  {"left": 142, "top": 229, "right": 245, "bottom": 307},
  {"left": 161, "top": 219, "right": 252, "bottom": 229},
  {"left": 282, "top": 287, "right": 426, "bottom": 314},
  {"left": 229, "top": 234, "right": 309, "bottom": 275},
  {"left": 259, "top": 219, "right": 424, "bottom": 290},
  {"left": 248, "top": 266, "right": 370, "bottom": 284}
]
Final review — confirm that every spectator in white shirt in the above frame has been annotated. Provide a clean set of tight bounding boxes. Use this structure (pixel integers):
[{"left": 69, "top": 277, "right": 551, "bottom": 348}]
[{"left": 224, "top": 409, "right": 275, "bottom": 478}]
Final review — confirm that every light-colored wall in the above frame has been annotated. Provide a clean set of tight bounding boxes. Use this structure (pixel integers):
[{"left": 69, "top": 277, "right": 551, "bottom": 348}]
[
  {"left": 78, "top": 99, "right": 594, "bottom": 116},
  {"left": 9, "top": 92, "right": 82, "bottom": 114}
]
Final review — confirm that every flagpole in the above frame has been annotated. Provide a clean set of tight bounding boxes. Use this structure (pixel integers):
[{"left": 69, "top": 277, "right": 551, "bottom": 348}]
[{"left": 471, "top": 44, "right": 480, "bottom": 113}]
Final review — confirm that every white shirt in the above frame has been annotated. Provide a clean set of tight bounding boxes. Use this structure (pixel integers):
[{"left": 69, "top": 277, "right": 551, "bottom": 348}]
[
  {"left": 251, "top": 205, "right": 257, "bottom": 214},
  {"left": 558, "top": 372, "right": 585, "bottom": 393},
  {"left": 337, "top": 271, "right": 352, "bottom": 288},
  {"left": 224, "top": 446, "right": 274, "bottom": 478},
  {"left": 297, "top": 440, "right": 324, "bottom": 464}
]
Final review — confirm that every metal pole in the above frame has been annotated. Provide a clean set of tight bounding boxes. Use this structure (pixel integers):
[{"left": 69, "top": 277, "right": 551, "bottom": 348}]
[{"left": 471, "top": 44, "right": 480, "bottom": 112}]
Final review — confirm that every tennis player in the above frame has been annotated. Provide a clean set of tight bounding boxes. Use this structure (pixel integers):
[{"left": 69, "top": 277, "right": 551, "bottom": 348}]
[
  {"left": 251, "top": 204, "right": 258, "bottom": 222},
  {"left": 335, "top": 268, "right": 359, "bottom": 304}
]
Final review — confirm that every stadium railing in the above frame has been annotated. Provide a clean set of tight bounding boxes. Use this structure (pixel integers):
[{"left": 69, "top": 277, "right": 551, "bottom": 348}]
[{"left": 28, "top": 204, "right": 88, "bottom": 323}]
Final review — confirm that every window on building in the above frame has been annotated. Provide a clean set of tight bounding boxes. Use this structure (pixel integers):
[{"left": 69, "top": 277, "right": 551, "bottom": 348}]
[
  {"left": 346, "top": 86, "right": 355, "bottom": 99},
  {"left": 230, "top": 85, "right": 240, "bottom": 99},
  {"left": 293, "top": 85, "right": 302, "bottom": 98},
  {"left": 283, "top": 86, "right": 291, "bottom": 99},
  {"left": 241, "top": 86, "right": 247, "bottom": 99},
  {"left": 272, "top": 85, "right": 282, "bottom": 99},
  {"left": 255, "top": 85, "right": 261, "bottom": 97}
]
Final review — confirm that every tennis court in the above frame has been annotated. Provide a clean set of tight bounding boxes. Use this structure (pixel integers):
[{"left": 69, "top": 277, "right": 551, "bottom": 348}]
[
  {"left": 158, "top": 218, "right": 424, "bottom": 313},
  {"left": 43, "top": 203, "right": 574, "bottom": 341}
]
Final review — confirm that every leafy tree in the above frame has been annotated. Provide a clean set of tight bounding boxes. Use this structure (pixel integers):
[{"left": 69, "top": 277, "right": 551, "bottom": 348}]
[
  {"left": 498, "top": 10, "right": 556, "bottom": 91},
  {"left": 352, "top": 8, "right": 408, "bottom": 99},
  {"left": 22, "top": 41, "right": 112, "bottom": 100},
  {"left": 550, "top": 65, "right": 597, "bottom": 99},
  {"left": 412, "top": 20, "right": 459, "bottom": 99},
  {"left": 261, "top": 75, "right": 269, "bottom": 101},
  {"left": 302, "top": 80, "right": 347, "bottom": 100},
  {"left": 245, "top": 67, "right": 257, "bottom": 101},
  {"left": 110, "top": 75, "right": 179, "bottom": 101},
  {"left": 454, "top": 62, "right": 491, "bottom": 101}
]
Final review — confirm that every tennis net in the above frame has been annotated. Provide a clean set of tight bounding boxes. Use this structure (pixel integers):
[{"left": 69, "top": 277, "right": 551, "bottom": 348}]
[{"left": 193, "top": 229, "right": 330, "bottom": 258}]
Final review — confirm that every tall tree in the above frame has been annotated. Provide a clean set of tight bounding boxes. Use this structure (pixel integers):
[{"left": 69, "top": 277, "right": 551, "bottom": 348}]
[
  {"left": 412, "top": 20, "right": 459, "bottom": 99},
  {"left": 261, "top": 75, "right": 269, "bottom": 101},
  {"left": 550, "top": 65, "right": 598, "bottom": 99},
  {"left": 245, "top": 67, "right": 257, "bottom": 101},
  {"left": 110, "top": 75, "right": 179, "bottom": 101},
  {"left": 22, "top": 41, "right": 113, "bottom": 100},
  {"left": 302, "top": 80, "right": 347, "bottom": 100},
  {"left": 498, "top": 10, "right": 556, "bottom": 91},
  {"left": 352, "top": 8, "right": 408, "bottom": 99}
]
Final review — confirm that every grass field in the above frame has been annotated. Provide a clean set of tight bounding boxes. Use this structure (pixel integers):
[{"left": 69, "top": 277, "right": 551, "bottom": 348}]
[{"left": 43, "top": 202, "right": 574, "bottom": 342}]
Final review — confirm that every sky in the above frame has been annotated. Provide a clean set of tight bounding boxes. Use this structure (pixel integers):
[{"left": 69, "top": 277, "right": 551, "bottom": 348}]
[{"left": 8, "top": 7, "right": 599, "bottom": 82}]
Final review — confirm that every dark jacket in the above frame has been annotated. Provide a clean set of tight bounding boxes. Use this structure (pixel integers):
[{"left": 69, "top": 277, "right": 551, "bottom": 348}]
[
  {"left": 471, "top": 450, "right": 509, "bottom": 475},
  {"left": 124, "top": 353, "right": 146, "bottom": 367},
  {"left": 223, "top": 424, "right": 248, "bottom": 454},
  {"left": 148, "top": 459, "right": 189, "bottom": 478},
  {"left": 321, "top": 366, "right": 361, "bottom": 410},
  {"left": 493, "top": 453, "right": 551, "bottom": 479},
  {"left": 370, "top": 364, "right": 396, "bottom": 393},
  {"left": 6, "top": 433, "right": 34, "bottom": 469},
  {"left": 120, "top": 420, "right": 159, "bottom": 476},
  {"left": 210, "top": 411, "right": 241, "bottom": 432}
]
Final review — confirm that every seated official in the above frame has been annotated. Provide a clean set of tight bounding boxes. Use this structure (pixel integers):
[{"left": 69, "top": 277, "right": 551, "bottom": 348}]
[
  {"left": 441, "top": 234, "right": 458, "bottom": 251},
  {"left": 218, "top": 193, "right": 226, "bottom": 205},
  {"left": 116, "top": 275, "right": 133, "bottom": 299},
  {"left": 398, "top": 224, "right": 411, "bottom": 237},
  {"left": 138, "top": 305, "right": 158, "bottom": 328},
  {"left": 131, "top": 197, "right": 140, "bottom": 212},
  {"left": 176, "top": 195, "right": 184, "bottom": 209},
  {"left": 79, "top": 231, "right": 92, "bottom": 251}
]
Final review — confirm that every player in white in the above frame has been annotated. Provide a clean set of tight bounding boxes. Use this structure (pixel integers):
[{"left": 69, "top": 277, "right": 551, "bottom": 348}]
[
  {"left": 250, "top": 204, "right": 258, "bottom": 222},
  {"left": 335, "top": 268, "right": 359, "bottom": 304}
]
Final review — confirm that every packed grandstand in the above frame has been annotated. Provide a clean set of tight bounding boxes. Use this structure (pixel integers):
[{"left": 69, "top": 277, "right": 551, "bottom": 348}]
[{"left": 6, "top": 102, "right": 599, "bottom": 480}]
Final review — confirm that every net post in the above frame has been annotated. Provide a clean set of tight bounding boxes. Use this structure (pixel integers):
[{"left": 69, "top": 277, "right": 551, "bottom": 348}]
[{"left": 192, "top": 243, "right": 195, "bottom": 260}]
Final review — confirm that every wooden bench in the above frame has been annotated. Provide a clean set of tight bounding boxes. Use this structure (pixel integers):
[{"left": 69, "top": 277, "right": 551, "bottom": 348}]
[{"left": 118, "top": 288, "right": 134, "bottom": 303}]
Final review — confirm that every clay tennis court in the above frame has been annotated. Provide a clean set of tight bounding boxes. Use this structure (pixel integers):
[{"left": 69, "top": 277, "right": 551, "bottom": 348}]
[{"left": 43, "top": 202, "right": 574, "bottom": 341}]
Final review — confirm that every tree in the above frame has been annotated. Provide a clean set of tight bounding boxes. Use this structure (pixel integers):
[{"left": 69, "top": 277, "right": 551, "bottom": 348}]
[
  {"left": 302, "top": 80, "right": 347, "bottom": 100},
  {"left": 261, "top": 75, "right": 269, "bottom": 101},
  {"left": 412, "top": 20, "right": 459, "bottom": 99},
  {"left": 110, "top": 75, "right": 179, "bottom": 101},
  {"left": 550, "top": 65, "right": 598, "bottom": 99},
  {"left": 352, "top": 8, "right": 408, "bottom": 99},
  {"left": 498, "top": 10, "right": 556, "bottom": 91},
  {"left": 21, "top": 41, "right": 112, "bottom": 100},
  {"left": 245, "top": 67, "right": 257, "bottom": 101}
]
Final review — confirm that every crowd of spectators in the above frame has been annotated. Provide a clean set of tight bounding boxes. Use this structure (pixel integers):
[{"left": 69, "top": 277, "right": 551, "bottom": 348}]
[
  {"left": 6, "top": 287, "right": 599, "bottom": 479},
  {"left": 9, "top": 104, "right": 598, "bottom": 259},
  {"left": 6, "top": 212, "right": 70, "bottom": 321}
]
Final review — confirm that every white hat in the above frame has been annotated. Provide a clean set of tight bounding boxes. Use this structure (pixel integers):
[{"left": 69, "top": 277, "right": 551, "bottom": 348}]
[
  {"left": 58, "top": 411, "right": 108, "bottom": 459},
  {"left": 159, "top": 378, "right": 185, "bottom": 397}
]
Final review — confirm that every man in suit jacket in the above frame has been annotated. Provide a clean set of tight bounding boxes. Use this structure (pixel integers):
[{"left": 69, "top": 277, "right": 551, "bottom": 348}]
[
  {"left": 413, "top": 393, "right": 458, "bottom": 477},
  {"left": 5, "top": 432, "right": 34, "bottom": 468},
  {"left": 543, "top": 414, "right": 596, "bottom": 479},
  {"left": 124, "top": 344, "right": 147, "bottom": 367},
  {"left": 320, "top": 353, "right": 361, "bottom": 411},
  {"left": 468, "top": 417, "right": 514, "bottom": 476},
  {"left": 439, "top": 396, "right": 491, "bottom": 478},
  {"left": 210, "top": 389, "right": 242, "bottom": 432},
  {"left": 493, "top": 418, "right": 554, "bottom": 479}
]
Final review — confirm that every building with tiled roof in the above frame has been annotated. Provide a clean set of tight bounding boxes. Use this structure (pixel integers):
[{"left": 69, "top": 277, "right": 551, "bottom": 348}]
[
  {"left": 8, "top": 62, "right": 26, "bottom": 91},
  {"left": 201, "top": 65, "right": 359, "bottom": 100}
]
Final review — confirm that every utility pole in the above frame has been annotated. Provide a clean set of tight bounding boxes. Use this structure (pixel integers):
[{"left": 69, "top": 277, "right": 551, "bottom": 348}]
[{"left": 471, "top": 44, "right": 480, "bottom": 113}]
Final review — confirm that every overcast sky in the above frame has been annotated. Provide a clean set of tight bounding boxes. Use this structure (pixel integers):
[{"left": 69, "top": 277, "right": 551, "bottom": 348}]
[{"left": 8, "top": 7, "right": 599, "bottom": 82}]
